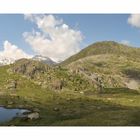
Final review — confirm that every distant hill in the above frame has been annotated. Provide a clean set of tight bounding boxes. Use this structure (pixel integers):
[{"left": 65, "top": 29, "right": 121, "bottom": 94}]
[
  {"left": 0, "top": 55, "right": 56, "bottom": 66},
  {"left": 0, "top": 41, "right": 140, "bottom": 94},
  {"left": 60, "top": 41, "right": 140, "bottom": 90},
  {"left": 61, "top": 41, "right": 140, "bottom": 66}
]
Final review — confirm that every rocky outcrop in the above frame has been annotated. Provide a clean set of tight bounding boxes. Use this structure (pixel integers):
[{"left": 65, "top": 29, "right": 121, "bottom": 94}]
[
  {"left": 125, "top": 79, "right": 140, "bottom": 90},
  {"left": 6, "top": 80, "right": 17, "bottom": 90},
  {"left": 27, "top": 112, "right": 40, "bottom": 120},
  {"left": 51, "top": 79, "right": 63, "bottom": 90},
  {"left": 10, "top": 59, "right": 50, "bottom": 79}
]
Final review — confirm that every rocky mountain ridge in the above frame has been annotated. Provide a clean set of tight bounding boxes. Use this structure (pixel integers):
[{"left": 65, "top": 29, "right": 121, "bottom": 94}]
[{"left": 1, "top": 41, "right": 139, "bottom": 93}]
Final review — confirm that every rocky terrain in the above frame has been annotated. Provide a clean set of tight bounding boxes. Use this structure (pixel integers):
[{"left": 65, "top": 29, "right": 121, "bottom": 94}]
[
  {"left": 32, "top": 55, "right": 56, "bottom": 65},
  {"left": 0, "top": 41, "right": 140, "bottom": 126}
]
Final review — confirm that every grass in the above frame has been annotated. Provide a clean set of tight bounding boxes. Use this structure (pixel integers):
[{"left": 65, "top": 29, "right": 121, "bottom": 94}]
[
  {"left": 61, "top": 41, "right": 140, "bottom": 66},
  {"left": 0, "top": 40, "right": 140, "bottom": 126},
  {"left": 0, "top": 87, "right": 140, "bottom": 126},
  {"left": 0, "top": 67, "right": 140, "bottom": 126}
]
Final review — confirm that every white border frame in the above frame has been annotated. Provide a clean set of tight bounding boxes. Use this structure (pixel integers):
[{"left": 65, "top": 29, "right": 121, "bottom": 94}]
[{"left": 0, "top": 0, "right": 140, "bottom": 140}]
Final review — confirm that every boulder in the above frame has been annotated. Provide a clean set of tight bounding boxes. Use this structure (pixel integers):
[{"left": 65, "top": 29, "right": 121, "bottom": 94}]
[
  {"left": 27, "top": 112, "right": 40, "bottom": 120},
  {"left": 33, "top": 108, "right": 40, "bottom": 112},
  {"left": 53, "top": 107, "right": 60, "bottom": 111},
  {"left": 97, "top": 106, "right": 101, "bottom": 110},
  {"left": 66, "top": 98, "right": 71, "bottom": 101},
  {"left": 129, "top": 99, "right": 134, "bottom": 102},
  {"left": 8, "top": 101, "right": 14, "bottom": 105},
  {"left": 51, "top": 80, "right": 63, "bottom": 90},
  {"left": 80, "top": 91, "right": 84, "bottom": 94},
  {"left": 6, "top": 80, "right": 17, "bottom": 90}
]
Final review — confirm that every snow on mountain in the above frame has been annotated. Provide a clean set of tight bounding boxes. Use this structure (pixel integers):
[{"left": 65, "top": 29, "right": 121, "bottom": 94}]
[
  {"left": 0, "top": 56, "right": 15, "bottom": 66},
  {"left": 0, "top": 55, "right": 57, "bottom": 66},
  {"left": 32, "top": 55, "right": 56, "bottom": 65}
]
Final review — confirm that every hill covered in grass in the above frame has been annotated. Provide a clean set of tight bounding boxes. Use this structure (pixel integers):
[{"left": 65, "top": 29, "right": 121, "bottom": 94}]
[
  {"left": 0, "top": 41, "right": 140, "bottom": 95},
  {"left": 61, "top": 41, "right": 140, "bottom": 65},
  {"left": 0, "top": 41, "right": 140, "bottom": 126},
  {"left": 60, "top": 41, "right": 140, "bottom": 91}
]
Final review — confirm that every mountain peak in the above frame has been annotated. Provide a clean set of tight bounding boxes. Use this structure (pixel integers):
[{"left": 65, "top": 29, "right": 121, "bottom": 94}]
[
  {"left": 0, "top": 56, "right": 15, "bottom": 66},
  {"left": 61, "top": 41, "right": 140, "bottom": 65},
  {"left": 32, "top": 55, "right": 56, "bottom": 65}
]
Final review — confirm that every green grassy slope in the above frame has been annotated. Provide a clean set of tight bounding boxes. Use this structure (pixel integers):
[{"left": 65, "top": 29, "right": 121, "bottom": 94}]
[
  {"left": 61, "top": 41, "right": 140, "bottom": 66},
  {"left": 0, "top": 41, "right": 140, "bottom": 126},
  {"left": 60, "top": 41, "right": 140, "bottom": 91}
]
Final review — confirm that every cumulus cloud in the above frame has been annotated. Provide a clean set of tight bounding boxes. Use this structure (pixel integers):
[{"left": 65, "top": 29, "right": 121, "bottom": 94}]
[
  {"left": 128, "top": 14, "right": 140, "bottom": 28},
  {"left": 0, "top": 40, "right": 32, "bottom": 60},
  {"left": 23, "top": 14, "right": 83, "bottom": 62}
]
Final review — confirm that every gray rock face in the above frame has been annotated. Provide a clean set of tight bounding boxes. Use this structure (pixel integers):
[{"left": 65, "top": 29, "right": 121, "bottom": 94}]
[
  {"left": 6, "top": 80, "right": 17, "bottom": 90},
  {"left": 11, "top": 59, "right": 50, "bottom": 79},
  {"left": 27, "top": 112, "right": 40, "bottom": 120}
]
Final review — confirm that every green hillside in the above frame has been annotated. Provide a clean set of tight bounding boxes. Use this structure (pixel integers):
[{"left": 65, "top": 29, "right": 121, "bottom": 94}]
[
  {"left": 0, "top": 41, "right": 140, "bottom": 126},
  {"left": 61, "top": 41, "right": 140, "bottom": 66}
]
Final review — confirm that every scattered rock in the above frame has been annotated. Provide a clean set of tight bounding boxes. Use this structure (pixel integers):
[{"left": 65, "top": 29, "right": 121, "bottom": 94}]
[
  {"left": 66, "top": 98, "right": 71, "bottom": 101},
  {"left": 56, "top": 102, "right": 60, "bottom": 105},
  {"left": 53, "top": 107, "right": 60, "bottom": 111},
  {"left": 63, "top": 106, "right": 67, "bottom": 109},
  {"left": 8, "top": 101, "right": 14, "bottom": 105},
  {"left": 97, "top": 106, "right": 101, "bottom": 110},
  {"left": 107, "top": 98, "right": 112, "bottom": 101},
  {"left": 80, "top": 91, "right": 84, "bottom": 94},
  {"left": 27, "top": 112, "right": 40, "bottom": 120},
  {"left": 6, "top": 80, "right": 17, "bottom": 90},
  {"left": 129, "top": 99, "right": 134, "bottom": 102},
  {"left": 7, "top": 105, "right": 12, "bottom": 108},
  {"left": 33, "top": 108, "right": 40, "bottom": 112},
  {"left": 18, "top": 105, "right": 25, "bottom": 108},
  {"left": 35, "top": 81, "right": 42, "bottom": 86},
  {"left": 125, "top": 79, "right": 139, "bottom": 90},
  {"left": 51, "top": 80, "right": 63, "bottom": 90},
  {"left": 10, "top": 93, "right": 17, "bottom": 97}
]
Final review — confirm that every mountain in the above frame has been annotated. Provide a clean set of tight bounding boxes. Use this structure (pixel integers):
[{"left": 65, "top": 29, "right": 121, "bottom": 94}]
[
  {"left": 60, "top": 41, "right": 140, "bottom": 90},
  {"left": 8, "top": 58, "right": 89, "bottom": 91},
  {"left": 0, "top": 55, "right": 56, "bottom": 66},
  {"left": 32, "top": 55, "right": 56, "bottom": 65},
  {"left": 0, "top": 41, "right": 140, "bottom": 126},
  {"left": 1, "top": 41, "right": 138, "bottom": 92},
  {"left": 0, "top": 56, "right": 15, "bottom": 66},
  {"left": 61, "top": 41, "right": 140, "bottom": 66},
  {"left": 0, "top": 41, "right": 139, "bottom": 92}
]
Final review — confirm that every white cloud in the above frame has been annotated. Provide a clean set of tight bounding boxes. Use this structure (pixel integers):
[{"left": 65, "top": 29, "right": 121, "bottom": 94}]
[
  {"left": 23, "top": 14, "right": 83, "bottom": 62},
  {"left": 121, "top": 40, "right": 131, "bottom": 46},
  {"left": 128, "top": 14, "right": 140, "bottom": 28},
  {"left": 0, "top": 40, "right": 32, "bottom": 60}
]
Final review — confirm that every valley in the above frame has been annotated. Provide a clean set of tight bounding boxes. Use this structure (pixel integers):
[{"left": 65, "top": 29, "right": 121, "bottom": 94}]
[{"left": 0, "top": 41, "right": 140, "bottom": 126}]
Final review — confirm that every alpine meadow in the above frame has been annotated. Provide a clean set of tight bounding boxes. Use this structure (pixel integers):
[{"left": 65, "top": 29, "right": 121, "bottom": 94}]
[{"left": 0, "top": 14, "right": 140, "bottom": 126}]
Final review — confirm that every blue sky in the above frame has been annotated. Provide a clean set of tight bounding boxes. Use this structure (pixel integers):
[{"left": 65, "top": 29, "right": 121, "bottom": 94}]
[
  {"left": 57, "top": 14, "right": 140, "bottom": 46},
  {"left": 0, "top": 14, "right": 140, "bottom": 61}
]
